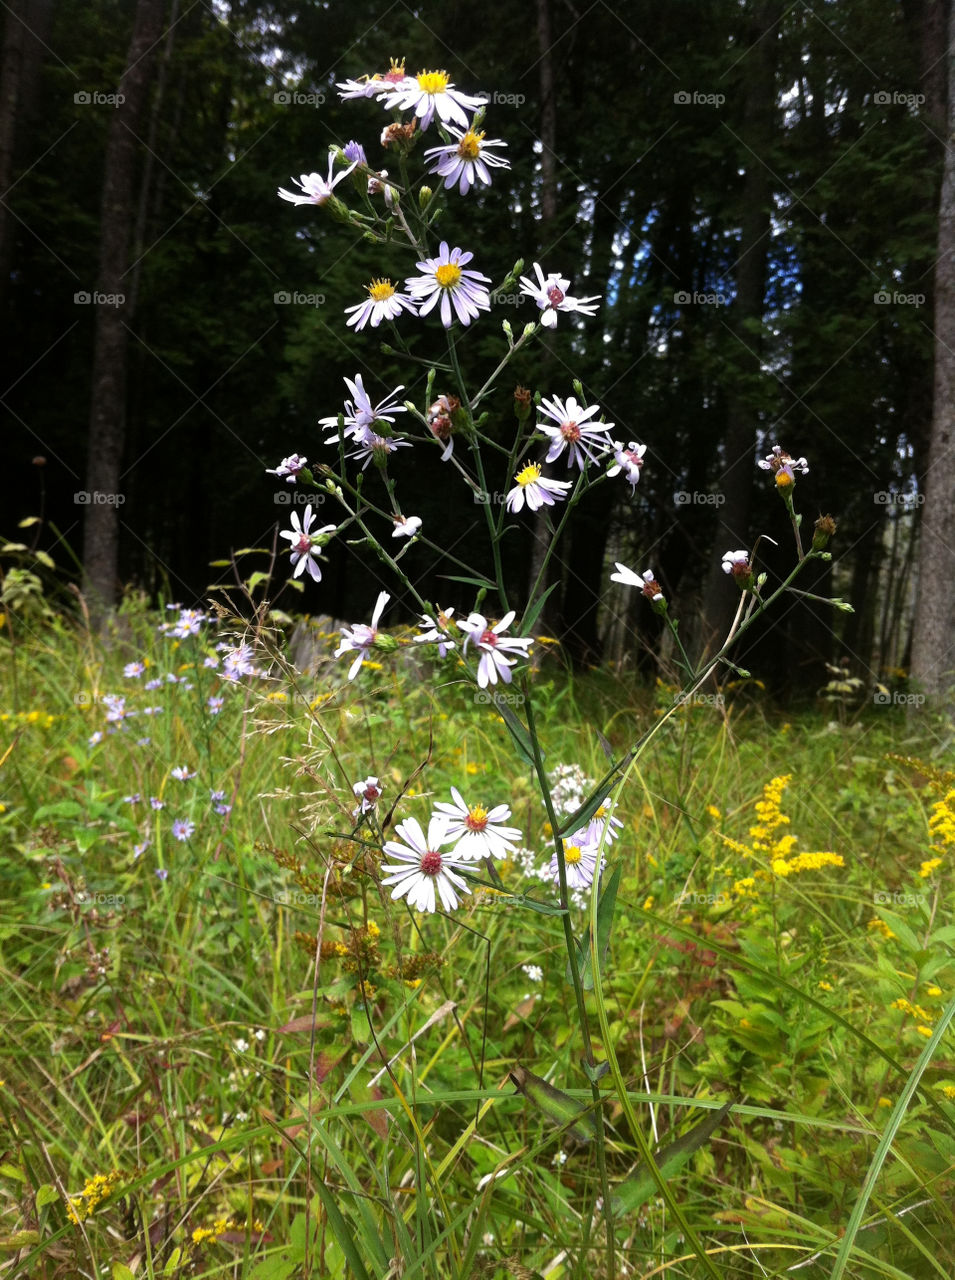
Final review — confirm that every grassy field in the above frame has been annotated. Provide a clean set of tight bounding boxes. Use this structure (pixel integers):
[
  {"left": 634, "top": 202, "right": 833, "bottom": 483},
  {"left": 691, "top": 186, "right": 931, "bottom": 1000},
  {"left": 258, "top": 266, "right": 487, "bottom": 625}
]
[{"left": 1, "top": 593, "right": 954, "bottom": 1279}]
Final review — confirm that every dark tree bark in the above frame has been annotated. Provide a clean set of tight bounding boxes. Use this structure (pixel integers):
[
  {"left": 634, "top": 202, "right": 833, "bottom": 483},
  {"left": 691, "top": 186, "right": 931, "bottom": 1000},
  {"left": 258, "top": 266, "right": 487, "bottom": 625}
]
[
  {"left": 911, "top": 0, "right": 955, "bottom": 705},
  {"left": 0, "top": 0, "right": 55, "bottom": 312},
  {"left": 82, "top": 0, "right": 165, "bottom": 614},
  {"left": 698, "top": 0, "right": 781, "bottom": 654}
]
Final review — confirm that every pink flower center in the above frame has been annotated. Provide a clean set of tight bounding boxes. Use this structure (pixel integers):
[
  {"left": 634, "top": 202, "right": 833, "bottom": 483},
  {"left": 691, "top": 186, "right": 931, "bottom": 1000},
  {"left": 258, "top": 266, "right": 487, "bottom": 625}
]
[
  {"left": 479, "top": 628, "right": 498, "bottom": 647},
  {"left": 626, "top": 450, "right": 644, "bottom": 467},
  {"left": 363, "top": 785, "right": 380, "bottom": 802},
  {"left": 560, "top": 421, "right": 581, "bottom": 442},
  {"left": 294, "top": 535, "right": 312, "bottom": 554},
  {"left": 547, "top": 285, "right": 565, "bottom": 306},
  {"left": 420, "top": 850, "right": 443, "bottom": 876}
]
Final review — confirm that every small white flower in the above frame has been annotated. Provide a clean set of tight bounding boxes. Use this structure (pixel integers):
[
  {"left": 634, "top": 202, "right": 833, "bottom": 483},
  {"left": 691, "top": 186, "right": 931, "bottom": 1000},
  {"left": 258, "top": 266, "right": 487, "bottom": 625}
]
[
  {"left": 757, "top": 445, "right": 808, "bottom": 476},
  {"left": 266, "top": 453, "right": 308, "bottom": 482},
  {"left": 537, "top": 395, "right": 614, "bottom": 469},
  {"left": 432, "top": 786, "right": 523, "bottom": 861},
  {"left": 170, "top": 766, "right": 196, "bottom": 781},
  {"left": 278, "top": 151, "right": 356, "bottom": 206},
  {"left": 381, "top": 815, "right": 471, "bottom": 913},
  {"left": 337, "top": 58, "right": 413, "bottom": 101},
  {"left": 722, "top": 549, "right": 751, "bottom": 575},
  {"left": 345, "top": 278, "right": 418, "bottom": 331},
  {"left": 352, "top": 776, "right": 382, "bottom": 814},
  {"left": 522, "top": 963, "right": 543, "bottom": 983},
  {"left": 458, "top": 611, "right": 533, "bottom": 688},
  {"left": 519, "top": 262, "right": 601, "bottom": 328},
  {"left": 607, "top": 441, "right": 647, "bottom": 490},
  {"left": 611, "top": 563, "right": 664, "bottom": 602},
  {"left": 381, "top": 69, "right": 484, "bottom": 132},
  {"left": 336, "top": 591, "right": 390, "bottom": 680},
  {"left": 548, "top": 832, "right": 600, "bottom": 891},
  {"left": 392, "top": 514, "right": 422, "bottom": 538},
  {"left": 320, "top": 374, "right": 407, "bottom": 445},
  {"left": 279, "top": 504, "right": 336, "bottom": 583},
  {"left": 234, "top": 1037, "right": 250, "bottom": 1053},
  {"left": 405, "top": 241, "right": 491, "bottom": 327},
  {"left": 423, "top": 126, "right": 510, "bottom": 195},
  {"left": 415, "top": 607, "right": 456, "bottom": 656},
  {"left": 505, "top": 461, "right": 573, "bottom": 513},
  {"left": 347, "top": 433, "right": 413, "bottom": 471}
]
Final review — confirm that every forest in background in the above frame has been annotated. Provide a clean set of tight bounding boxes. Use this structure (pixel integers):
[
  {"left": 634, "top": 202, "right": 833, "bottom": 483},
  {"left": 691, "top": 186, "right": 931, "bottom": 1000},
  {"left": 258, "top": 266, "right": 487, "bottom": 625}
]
[{"left": 1, "top": 0, "right": 949, "bottom": 693}]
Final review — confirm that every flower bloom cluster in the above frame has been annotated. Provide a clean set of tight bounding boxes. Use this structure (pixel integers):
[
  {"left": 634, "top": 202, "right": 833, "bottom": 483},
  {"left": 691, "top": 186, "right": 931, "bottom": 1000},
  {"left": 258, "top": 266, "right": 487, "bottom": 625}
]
[
  {"left": 380, "top": 787, "right": 522, "bottom": 913},
  {"left": 720, "top": 775, "right": 844, "bottom": 894}
]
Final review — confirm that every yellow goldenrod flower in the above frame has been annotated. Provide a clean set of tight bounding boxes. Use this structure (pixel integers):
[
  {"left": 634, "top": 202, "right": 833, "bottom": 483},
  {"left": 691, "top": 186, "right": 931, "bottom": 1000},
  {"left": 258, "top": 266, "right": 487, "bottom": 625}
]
[
  {"left": 919, "top": 857, "right": 943, "bottom": 879},
  {"left": 916, "top": 1025, "right": 933, "bottom": 1037},
  {"left": 818, "top": 980, "right": 833, "bottom": 991},
  {"left": 706, "top": 805, "right": 721, "bottom": 819},
  {"left": 642, "top": 895, "right": 654, "bottom": 911},
  {"left": 941, "top": 1085, "right": 955, "bottom": 1100},
  {"left": 878, "top": 1096, "right": 892, "bottom": 1108},
  {"left": 868, "top": 917, "right": 895, "bottom": 939}
]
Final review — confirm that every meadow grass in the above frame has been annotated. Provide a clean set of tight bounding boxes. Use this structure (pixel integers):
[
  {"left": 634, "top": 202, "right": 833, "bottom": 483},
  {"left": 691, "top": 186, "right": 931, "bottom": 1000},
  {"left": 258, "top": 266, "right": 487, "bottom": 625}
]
[{"left": 1, "top": 597, "right": 954, "bottom": 1279}]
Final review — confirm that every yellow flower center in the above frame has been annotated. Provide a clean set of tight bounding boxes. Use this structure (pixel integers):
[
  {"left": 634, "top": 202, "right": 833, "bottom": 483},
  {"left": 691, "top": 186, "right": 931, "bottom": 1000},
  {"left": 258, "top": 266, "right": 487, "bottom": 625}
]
[
  {"left": 465, "top": 805, "right": 489, "bottom": 831},
  {"left": 515, "top": 462, "right": 541, "bottom": 487},
  {"left": 416, "top": 70, "right": 450, "bottom": 95},
  {"left": 457, "top": 129, "right": 484, "bottom": 160},
  {"left": 775, "top": 470, "right": 793, "bottom": 488},
  {"left": 434, "top": 262, "right": 462, "bottom": 289},
  {"left": 564, "top": 843, "right": 582, "bottom": 865},
  {"left": 367, "top": 278, "right": 396, "bottom": 302}
]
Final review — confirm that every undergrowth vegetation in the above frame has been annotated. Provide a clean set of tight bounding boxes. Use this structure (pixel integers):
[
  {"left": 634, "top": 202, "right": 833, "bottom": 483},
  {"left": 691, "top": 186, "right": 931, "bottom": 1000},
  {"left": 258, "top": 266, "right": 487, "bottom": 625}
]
[{"left": 1, "top": 597, "right": 954, "bottom": 1279}]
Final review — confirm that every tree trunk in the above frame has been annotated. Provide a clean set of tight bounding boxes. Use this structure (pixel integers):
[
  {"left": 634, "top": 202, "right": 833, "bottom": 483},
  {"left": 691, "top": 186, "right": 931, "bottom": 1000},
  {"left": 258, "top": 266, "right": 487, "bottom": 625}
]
[
  {"left": 82, "top": 0, "right": 165, "bottom": 615},
  {"left": 911, "top": 0, "right": 955, "bottom": 706},
  {"left": 0, "top": 0, "right": 55, "bottom": 313},
  {"left": 698, "top": 0, "right": 780, "bottom": 654}
]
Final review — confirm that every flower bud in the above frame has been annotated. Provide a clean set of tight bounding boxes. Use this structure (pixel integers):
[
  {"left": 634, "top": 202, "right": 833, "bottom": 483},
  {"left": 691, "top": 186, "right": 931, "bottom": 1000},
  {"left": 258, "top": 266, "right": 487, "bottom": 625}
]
[
  {"left": 514, "top": 385, "right": 533, "bottom": 424},
  {"left": 418, "top": 185, "right": 433, "bottom": 208},
  {"left": 812, "top": 514, "right": 837, "bottom": 551},
  {"left": 373, "top": 632, "right": 399, "bottom": 654}
]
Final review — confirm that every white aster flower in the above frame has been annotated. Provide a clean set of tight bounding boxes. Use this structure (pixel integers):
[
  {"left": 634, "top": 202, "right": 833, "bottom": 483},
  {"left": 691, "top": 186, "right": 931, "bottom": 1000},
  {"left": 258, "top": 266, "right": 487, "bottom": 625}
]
[
  {"left": 392, "top": 514, "right": 422, "bottom": 538},
  {"left": 415, "top": 607, "right": 457, "bottom": 656},
  {"left": 423, "top": 126, "right": 510, "bottom": 195},
  {"left": 548, "top": 832, "right": 600, "bottom": 891},
  {"left": 432, "top": 786, "right": 523, "bottom": 861},
  {"left": 381, "top": 815, "right": 471, "bottom": 913},
  {"left": 405, "top": 241, "right": 491, "bottom": 327},
  {"left": 266, "top": 453, "right": 308, "bottom": 483},
  {"left": 278, "top": 151, "right": 356, "bottom": 206},
  {"left": 320, "top": 374, "right": 407, "bottom": 444},
  {"left": 337, "top": 58, "right": 413, "bottom": 101},
  {"left": 505, "top": 461, "right": 573, "bottom": 513},
  {"left": 352, "top": 776, "right": 382, "bottom": 815},
  {"left": 347, "top": 433, "right": 412, "bottom": 471},
  {"left": 575, "top": 798, "right": 624, "bottom": 850},
  {"left": 722, "top": 549, "right": 751, "bottom": 575},
  {"left": 611, "top": 563, "right": 665, "bottom": 603},
  {"left": 381, "top": 69, "right": 484, "bottom": 132},
  {"left": 757, "top": 444, "right": 809, "bottom": 476},
  {"left": 279, "top": 504, "right": 336, "bottom": 583},
  {"left": 519, "top": 262, "right": 601, "bottom": 328},
  {"left": 336, "top": 591, "right": 390, "bottom": 679},
  {"left": 537, "top": 395, "right": 614, "bottom": 469},
  {"left": 607, "top": 441, "right": 647, "bottom": 490},
  {"left": 345, "top": 278, "right": 418, "bottom": 330},
  {"left": 458, "top": 611, "right": 533, "bottom": 687},
  {"left": 522, "top": 963, "right": 543, "bottom": 983}
]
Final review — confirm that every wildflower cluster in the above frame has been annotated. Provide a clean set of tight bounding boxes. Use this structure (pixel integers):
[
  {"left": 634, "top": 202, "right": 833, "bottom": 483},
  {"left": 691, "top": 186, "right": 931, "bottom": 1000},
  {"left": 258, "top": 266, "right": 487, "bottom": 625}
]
[
  {"left": 66, "top": 1169, "right": 123, "bottom": 1224},
  {"left": 720, "top": 775, "right": 844, "bottom": 893},
  {"left": 80, "top": 606, "right": 254, "bottom": 879}
]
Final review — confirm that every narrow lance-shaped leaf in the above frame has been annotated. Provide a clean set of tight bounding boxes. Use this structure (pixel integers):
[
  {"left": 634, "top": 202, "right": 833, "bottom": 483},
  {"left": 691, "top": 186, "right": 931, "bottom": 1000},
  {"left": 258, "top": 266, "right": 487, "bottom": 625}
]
[
  {"left": 610, "top": 1101, "right": 734, "bottom": 1216},
  {"left": 568, "top": 862, "right": 621, "bottom": 991},
  {"left": 508, "top": 1064, "right": 598, "bottom": 1143}
]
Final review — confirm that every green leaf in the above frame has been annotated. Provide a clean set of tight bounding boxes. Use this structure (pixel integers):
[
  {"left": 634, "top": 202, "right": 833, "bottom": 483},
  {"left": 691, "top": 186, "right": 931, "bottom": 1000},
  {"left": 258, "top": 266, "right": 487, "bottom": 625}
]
[
  {"left": 112, "top": 1265, "right": 137, "bottom": 1280},
  {"left": 439, "top": 573, "right": 497, "bottom": 590},
  {"left": 575, "top": 863, "right": 621, "bottom": 991},
  {"left": 34, "top": 551, "right": 55, "bottom": 569},
  {"left": 509, "top": 1064, "right": 597, "bottom": 1143},
  {"left": 611, "top": 1102, "right": 734, "bottom": 1215},
  {"left": 18, "top": 517, "right": 41, "bottom": 528},
  {"left": 520, "top": 582, "right": 560, "bottom": 636},
  {"left": 36, "top": 1184, "right": 59, "bottom": 1207}
]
